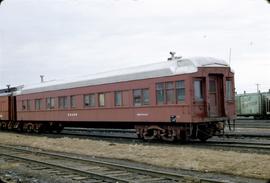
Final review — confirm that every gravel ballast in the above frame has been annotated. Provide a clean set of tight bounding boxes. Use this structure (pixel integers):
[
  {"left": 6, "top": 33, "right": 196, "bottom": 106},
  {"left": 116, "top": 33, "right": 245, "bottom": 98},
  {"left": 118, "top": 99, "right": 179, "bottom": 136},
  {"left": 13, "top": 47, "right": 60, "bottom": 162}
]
[{"left": 0, "top": 132, "right": 269, "bottom": 180}]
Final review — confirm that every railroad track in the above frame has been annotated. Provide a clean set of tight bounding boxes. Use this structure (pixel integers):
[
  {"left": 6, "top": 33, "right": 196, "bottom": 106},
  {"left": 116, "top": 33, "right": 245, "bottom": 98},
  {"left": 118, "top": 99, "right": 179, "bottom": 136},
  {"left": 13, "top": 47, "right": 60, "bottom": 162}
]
[
  {"left": 2, "top": 128, "right": 270, "bottom": 154},
  {"left": 44, "top": 130, "right": 269, "bottom": 157},
  {"left": 60, "top": 128, "right": 270, "bottom": 153},
  {"left": 0, "top": 144, "right": 231, "bottom": 183},
  {"left": 223, "top": 133, "right": 270, "bottom": 139},
  {"left": 199, "top": 141, "right": 270, "bottom": 153},
  {"left": 62, "top": 127, "right": 270, "bottom": 141},
  {"left": 235, "top": 119, "right": 270, "bottom": 129}
]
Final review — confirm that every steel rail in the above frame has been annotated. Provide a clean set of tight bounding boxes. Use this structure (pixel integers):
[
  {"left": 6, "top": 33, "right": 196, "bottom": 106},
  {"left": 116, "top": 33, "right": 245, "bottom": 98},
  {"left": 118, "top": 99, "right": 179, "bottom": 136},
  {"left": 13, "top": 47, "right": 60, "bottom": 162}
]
[
  {"left": 59, "top": 129, "right": 270, "bottom": 151},
  {"left": 196, "top": 142, "right": 270, "bottom": 151},
  {"left": 0, "top": 152, "right": 130, "bottom": 183},
  {"left": 0, "top": 144, "right": 229, "bottom": 183},
  {"left": 207, "top": 140, "right": 270, "bottom": 146},
  {"left": 223, "top": 133, "right": 270, "bottom": 138}
]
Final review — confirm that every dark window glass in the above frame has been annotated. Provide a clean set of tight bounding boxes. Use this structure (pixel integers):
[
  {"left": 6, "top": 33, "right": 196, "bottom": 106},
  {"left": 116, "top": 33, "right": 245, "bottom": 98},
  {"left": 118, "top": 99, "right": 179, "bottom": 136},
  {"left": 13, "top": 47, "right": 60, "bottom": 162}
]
[
  {"left": 156, "top": 83, "right": 164, "bottom": 104},
  {"left": 84, "top": 94, "right": 95, "bottom": 107},
  {"left": 35, "top": 99, "right": 41, "bottom": 110},
  {"left": 26, "top": 100, "right": 30, "bottom": 110},
  {"left": 99, "top": 93, "right": 105, "bottom": 107},
  {"left": 133, "top": 89, "right": 142, "bottom": 106},
  {"left": 166, "top": 82, "right": 174, "bottom": 89},
  {"left": 70, "top": 96, "right": 76, "bottom": 108},
  {"left": 194, "top": 80, "right": 203, "bottom": 101},
  {"left": 89, "top": 94, "right": 95, "bottom": 106},
  {"left": 46, "top": 97, "right": 55, "bottom": 109},
  {"left": 22, "top": 100, "right": 26, "bottom": 110},
  {"left": 84, "top": 95, "right": 90, "bottom": 106},
  {"left": 59, "top": 96, "right": 68, "bottom": 109},
  {"left": 142, "top": 89, "right": 149, "bottom": 105},
  {"left": 209, "top": 80, "right": 216, "bottom": 93},
  {"left": 166, "top": 82, "right": 175, "bottom": 104},
  {"left": 226, "top": 80, "right": 232, "bottom": 100},
  {"left": 176, "top": 80, "right": 185, "bottom": 102},
  {"left": 115, "top": 91, "right": 122, "bottom": 106}
]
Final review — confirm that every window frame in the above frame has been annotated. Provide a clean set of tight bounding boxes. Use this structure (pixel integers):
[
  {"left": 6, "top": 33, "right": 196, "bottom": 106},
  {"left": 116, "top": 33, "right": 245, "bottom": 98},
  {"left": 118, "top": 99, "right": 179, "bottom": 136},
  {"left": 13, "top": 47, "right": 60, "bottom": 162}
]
[
  {"left": 46, "top": 97, "right": 55, "bottom": 109},
  {"left": 35, "top": 99, "right": 42, "bottom": 110},
  {"left": 194, "top": 79, "right": 204, "bottom": 102},
  {"left": 70, "top": 95, "right": 76, "bottom": 108},
  {"left": 156, "top": 83, "right": 165, "bottom": 105},
  {"left": 58, "top": 96, "right": 68, "bottom": 109},
  {"left": 142, "top": 89, "right": 150, "bottom": 105},
  {"left": 176, "top": 80, "right": 185, "bottom": 103},
  {"left": 133, "top": 89, "right": 142, "bottom": 106},
  {"left": 226, "top": 78, "right": 233, "bottom": 101},
  {"left": 114, "top": 91, "right": 122, "bottom": 107},
  {"left": 98, "top": 93, "right": 105, "bottom": 107},
  {"left": 133, "top": 88, "right": 150, "bottom": 106},
  {"left": 26, "top": 100, "right": 30, "bottom": 110},
  {"left": 156, "top": 80, "right": 186, "bottom": 105},
  {"left": 84, "top": 94, "right": 96, "bottom": 107},
  {"left": 22, "top": 100, "right": 26, "bottom": 111},
  {"left": 165, "top": 82, "right": 175, "bottom": 104}
]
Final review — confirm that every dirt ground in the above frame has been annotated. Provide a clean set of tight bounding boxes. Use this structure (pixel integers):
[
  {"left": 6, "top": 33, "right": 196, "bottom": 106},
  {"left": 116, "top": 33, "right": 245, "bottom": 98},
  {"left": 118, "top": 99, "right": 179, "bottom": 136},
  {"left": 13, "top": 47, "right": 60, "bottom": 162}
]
[{"left": 0, "top": 132, "right": 269, "bottom": 180}]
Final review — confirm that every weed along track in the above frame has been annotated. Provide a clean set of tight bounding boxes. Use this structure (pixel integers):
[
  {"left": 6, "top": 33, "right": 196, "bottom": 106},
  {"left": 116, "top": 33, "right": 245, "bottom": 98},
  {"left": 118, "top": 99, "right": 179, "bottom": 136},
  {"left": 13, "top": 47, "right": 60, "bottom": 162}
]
[
  {"left": 0, "top": 144, "right": 221, "bottom": 183},
  {"left": 0, "top": 144, "right": 265, "bottom": 183}
]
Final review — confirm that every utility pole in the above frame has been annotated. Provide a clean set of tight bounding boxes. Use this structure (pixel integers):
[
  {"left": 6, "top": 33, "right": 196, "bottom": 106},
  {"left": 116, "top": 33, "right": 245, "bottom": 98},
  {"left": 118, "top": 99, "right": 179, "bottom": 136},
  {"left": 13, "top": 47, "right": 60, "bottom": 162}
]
[
  {"left": 228, "top": 48, "right": 232, "bottom": 65},
  {"left": 256, "top": 83, "right": 260, "bottom": 93}
]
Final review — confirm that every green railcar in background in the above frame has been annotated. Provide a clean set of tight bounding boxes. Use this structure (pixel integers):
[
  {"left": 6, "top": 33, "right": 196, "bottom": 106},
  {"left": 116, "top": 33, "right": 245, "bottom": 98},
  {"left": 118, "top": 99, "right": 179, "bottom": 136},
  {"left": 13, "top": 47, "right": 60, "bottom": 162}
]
[{"left": 236, "top": 92, "right": 270, "bottom": 119}]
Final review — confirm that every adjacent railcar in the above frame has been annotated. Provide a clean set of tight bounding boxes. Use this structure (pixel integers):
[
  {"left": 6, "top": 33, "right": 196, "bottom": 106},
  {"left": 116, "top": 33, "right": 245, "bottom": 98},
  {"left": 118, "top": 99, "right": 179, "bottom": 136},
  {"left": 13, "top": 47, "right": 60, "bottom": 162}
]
[
  {"left": 2, "top": 55, "right": 236, "bottom": 141},
  {"left": 236, "top": 92, "right": 270, "bottom": 119}
]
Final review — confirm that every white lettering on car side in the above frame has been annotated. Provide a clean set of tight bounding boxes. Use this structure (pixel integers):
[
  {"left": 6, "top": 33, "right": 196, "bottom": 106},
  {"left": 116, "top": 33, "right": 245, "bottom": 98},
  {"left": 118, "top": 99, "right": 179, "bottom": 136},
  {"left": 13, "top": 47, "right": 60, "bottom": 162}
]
[{"left": 67, "top": 113, "right": 78, "bottom": 117}]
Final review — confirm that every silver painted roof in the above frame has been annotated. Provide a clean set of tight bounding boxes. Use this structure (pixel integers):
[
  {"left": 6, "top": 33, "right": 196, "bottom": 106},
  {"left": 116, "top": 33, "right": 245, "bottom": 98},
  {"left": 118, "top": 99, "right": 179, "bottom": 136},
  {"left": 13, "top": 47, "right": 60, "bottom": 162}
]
[{"left": 18, "top": 57, "right": 229, "bottom": 95}]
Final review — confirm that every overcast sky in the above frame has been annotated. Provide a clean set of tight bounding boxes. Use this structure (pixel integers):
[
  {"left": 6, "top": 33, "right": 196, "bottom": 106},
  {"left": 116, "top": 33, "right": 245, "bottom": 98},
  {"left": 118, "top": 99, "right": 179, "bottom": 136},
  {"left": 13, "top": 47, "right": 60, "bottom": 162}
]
[{"left": 0, "top": 0, "right": 269, "bottom": 93}]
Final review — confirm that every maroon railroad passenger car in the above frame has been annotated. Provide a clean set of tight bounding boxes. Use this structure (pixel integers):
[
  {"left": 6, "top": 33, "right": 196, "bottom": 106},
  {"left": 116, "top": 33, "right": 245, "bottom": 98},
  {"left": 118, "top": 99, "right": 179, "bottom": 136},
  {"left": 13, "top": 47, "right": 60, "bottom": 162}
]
[{"left": 12, "top": 56, "right": 235, "bottom": 141}]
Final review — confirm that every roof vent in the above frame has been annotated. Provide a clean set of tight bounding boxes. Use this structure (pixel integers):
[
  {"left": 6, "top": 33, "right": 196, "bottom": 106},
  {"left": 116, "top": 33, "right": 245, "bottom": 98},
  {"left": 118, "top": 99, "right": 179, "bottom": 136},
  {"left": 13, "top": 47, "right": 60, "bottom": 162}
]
[
  {"left": 40, "top": 75, "right": 45, "bottom": 83},
  {"left": 168, "top": 51, "right": 182, "bottom": 61}
]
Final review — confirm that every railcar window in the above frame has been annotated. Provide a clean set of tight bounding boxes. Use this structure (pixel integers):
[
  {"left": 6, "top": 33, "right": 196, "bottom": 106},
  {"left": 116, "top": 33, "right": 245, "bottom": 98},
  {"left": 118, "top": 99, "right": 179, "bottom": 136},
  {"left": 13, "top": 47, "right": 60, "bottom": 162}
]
[
  {"left": 84, "top": 94, "right": 95, "bottom": 107},
  {"left": 46, "top": 97, "right": 55, "bottom": 109},
  {"left": 133, "top": 89, "right": 149, "bottom": 106},
  {"left": 142, "top": 89, "right": 149, "bottom": 105},
  {"left": 59, "top": 96, "right": 68, "bottom": 109},
  {"left": 176, "top": 80, "right": 185, "bottom": 102},
  {"left": 156, "top": 83, "right": 165, "bottom": 104},
  {"left": 22, "top": 100, "right": 31, "bottom": 111},
  {"left": 70, "top": 95, "right": 76, "bottom": 108},
  {"left": 133, "top": 89, "right": 142, "bottom": 106},
  {"left": 98, "top": 93, "right": 105, "bottom": 107},
  {"left": 209, "top": 80, "right": 216, "bottom": 93},
  {"left": 194, "top": 80, "right": 203, "bottom": 101},
  {"left": 26, "top": 100, "right": 30, "bottom": 110},
  {"left": 166, "top": 82, "right": 175, "bottom": 104},
  {"left": 226, "top": 80, "right": 232, "bottom": 100},
  {"left": 22, "top": 100, "right": 26, "bottom": 110},
  {"left": 115, "top": 91, "right": 122, "bottom": 106},
  {"left": 84, "top": 95, "right": 90, "bottom": 106},
  {"left": 35, "top": 99, "right": 41, "bottom": 110}
]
